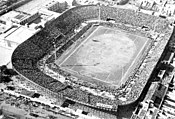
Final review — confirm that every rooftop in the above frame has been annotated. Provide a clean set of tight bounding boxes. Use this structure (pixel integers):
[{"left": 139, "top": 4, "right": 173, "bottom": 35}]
[{"left": 5, "top": 26, "right": 38, "bottom": 44}]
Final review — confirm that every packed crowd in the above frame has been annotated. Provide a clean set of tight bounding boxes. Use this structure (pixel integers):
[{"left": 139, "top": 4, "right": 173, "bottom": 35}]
[
  {"left": 99, "top": 6, "right": 170, "bottom": 34},
  {"left": 49, "top": 11, "right": 81, "bottom": 35},
  {"left": 12, "top": 4, "right": 172, "bottom": 112},
  {"left": 168, "top": 28, "right": 175, "bottom": 51},
  {"left": 74, "top": 5, "right": 99, "bottom": 21},
  {"left": 12, "top": 30, "right": 67, "bottom": 94}
]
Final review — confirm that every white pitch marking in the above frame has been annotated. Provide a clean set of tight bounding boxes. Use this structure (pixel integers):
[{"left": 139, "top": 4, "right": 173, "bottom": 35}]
[
  {"left": 120, "top": 36, "right": 149, "bottom": 83},
  {"left": 60, "top": 26, "right": 100, "bottom": 66},
  {"left": 103, "top": 26, "right": 147, "bottom": 39},
  {"left": 59, "top": 26, "right": 149, "bottom": 86},
  {"left": 105, "top": 73, "right": 111, "bottom": 82}
]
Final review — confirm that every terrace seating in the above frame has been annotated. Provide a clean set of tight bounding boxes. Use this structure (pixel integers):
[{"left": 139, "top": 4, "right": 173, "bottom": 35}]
[
  {"left": 100, "top": 6, "right": 169, "bottom": 33},
  {"left": 29, "top": 30, "right": 55, "bottom": 53},
  {"left": 53, "top": 12, "right": 82, "bottom": 35},
  {"left": 74, "top": 5, "right": 99, "bottom": 21},
  {"left": 12, "top": 33, "right": 67, "bottom": 92}
]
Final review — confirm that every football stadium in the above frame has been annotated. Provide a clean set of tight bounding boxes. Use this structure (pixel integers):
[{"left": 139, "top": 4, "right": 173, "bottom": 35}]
[{"left": 11, "top": 5, "right": 173, "bottom": 111}]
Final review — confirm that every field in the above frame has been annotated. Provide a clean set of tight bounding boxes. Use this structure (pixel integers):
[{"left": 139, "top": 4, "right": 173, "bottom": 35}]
[{"left": 55, "top": 26, "right": 150, "bottom": 87}]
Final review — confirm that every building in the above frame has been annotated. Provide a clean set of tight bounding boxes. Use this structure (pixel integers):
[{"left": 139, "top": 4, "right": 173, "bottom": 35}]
[
  {"left": 131, "top": 82, "right": 168, "bottom": 119},
  {"left": 131, "top": 49, "right": 175, "bottom": 119},
  {"left": 43, "top": 0, "right": 68, "bottom": 12},
  {"left": 0, "top": 19, "right": 13, "bottom": 34},
  {"left": 161, "top": 4, "right": 175, "bottom": 17},
  {"left": 0, "top": 10, "right": 40, "bottom": 25},
  {"left": 2, "top": 26, "right": 39, "bottom": 49}
]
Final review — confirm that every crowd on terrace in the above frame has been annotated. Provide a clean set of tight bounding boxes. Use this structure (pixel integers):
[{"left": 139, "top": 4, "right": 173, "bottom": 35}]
[
  {"left": 12, "top": 5, "right": 172, "bottom": 111},
  {"left": 100, "top": 6, "right": 170, "bottom": 33}
]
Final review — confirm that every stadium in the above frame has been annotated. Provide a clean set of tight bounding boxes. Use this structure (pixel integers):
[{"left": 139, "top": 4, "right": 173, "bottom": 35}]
[{"left": 11, "top": 5, "right": 173, "bottom": 111}]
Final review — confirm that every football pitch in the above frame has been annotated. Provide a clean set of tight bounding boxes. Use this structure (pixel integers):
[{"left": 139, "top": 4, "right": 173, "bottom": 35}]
[{"left": 55, "top": 26, "right": 150, "bottom": 87}]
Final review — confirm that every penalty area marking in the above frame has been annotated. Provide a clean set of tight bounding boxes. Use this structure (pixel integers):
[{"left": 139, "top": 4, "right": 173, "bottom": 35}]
[
  {"left": 119, "top": 36, "right": 149, "bottom": 84},
  {"left": 59, "top": 26, "right": 101, "bottom": 67}
]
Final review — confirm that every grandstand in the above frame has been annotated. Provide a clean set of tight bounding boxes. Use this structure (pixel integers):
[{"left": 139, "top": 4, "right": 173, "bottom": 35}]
[{"left": 11, "top": 5, "right": 173, "bottom": 112}]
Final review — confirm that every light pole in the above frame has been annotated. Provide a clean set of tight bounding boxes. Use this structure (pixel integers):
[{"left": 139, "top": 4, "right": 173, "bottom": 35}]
[
  {"left": 98, "top": 3, "right": 101, "bottom": 21},
  {"left": 53, "top": 41, "right": 57, "bottom": 61}
]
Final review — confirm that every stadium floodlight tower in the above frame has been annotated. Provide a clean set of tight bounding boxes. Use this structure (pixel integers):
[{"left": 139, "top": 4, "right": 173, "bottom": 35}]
[
  {"left": 98, "top": 3, "right": 101, "bottom": 21},
  {"left": 53, "top": 40, "right": 57, "bottom": 61}
]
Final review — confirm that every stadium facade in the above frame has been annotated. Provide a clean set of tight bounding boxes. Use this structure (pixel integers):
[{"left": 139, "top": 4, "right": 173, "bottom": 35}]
[{"left": 11, "top": 5, "right": 173, "bottom": 111}]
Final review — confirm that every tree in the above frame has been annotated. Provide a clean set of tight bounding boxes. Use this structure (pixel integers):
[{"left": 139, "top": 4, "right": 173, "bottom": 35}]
[
  {"left": 0, "top": 65, "right": 18, "bottom": 77},
  {"left": 72, "top": 0, "right": 80, "bottom": 6}
]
